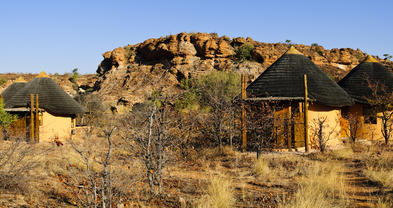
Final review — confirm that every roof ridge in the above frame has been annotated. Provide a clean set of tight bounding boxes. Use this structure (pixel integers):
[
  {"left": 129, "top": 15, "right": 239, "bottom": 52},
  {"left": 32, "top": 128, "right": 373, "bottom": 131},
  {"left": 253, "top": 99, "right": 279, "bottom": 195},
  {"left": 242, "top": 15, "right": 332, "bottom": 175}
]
[
  {"left": 14, "top": 77, "right": 27, "bottom": 83},
  {"left": 36, "top": 71, "right": 50, "bottom": 78},
  {"left": 285, "top": 46, "right": 303, "bottom": 55},
  {"left": 364, "top": 55, "right": 378, "bottom": 63}
]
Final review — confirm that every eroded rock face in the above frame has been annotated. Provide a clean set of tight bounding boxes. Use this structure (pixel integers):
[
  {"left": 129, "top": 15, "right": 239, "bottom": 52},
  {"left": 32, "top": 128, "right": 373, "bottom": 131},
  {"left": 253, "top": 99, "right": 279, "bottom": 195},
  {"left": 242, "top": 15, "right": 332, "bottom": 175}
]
[{"left": 93, "top": 32, "right": 393, "bottom": 110}]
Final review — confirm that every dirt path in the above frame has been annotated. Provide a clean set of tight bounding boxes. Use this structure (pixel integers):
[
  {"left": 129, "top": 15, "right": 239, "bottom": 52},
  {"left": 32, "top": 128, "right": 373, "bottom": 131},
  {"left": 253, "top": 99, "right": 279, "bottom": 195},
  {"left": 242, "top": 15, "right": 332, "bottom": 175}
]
[{"left": 342, "top": 159, "right": 381, "bottom": 208}]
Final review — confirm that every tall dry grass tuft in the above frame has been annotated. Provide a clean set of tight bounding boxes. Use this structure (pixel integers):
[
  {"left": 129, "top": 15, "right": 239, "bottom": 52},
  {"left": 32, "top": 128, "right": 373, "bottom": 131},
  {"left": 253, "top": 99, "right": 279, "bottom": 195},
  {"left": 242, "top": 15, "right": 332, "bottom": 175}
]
[
  {"left": 253, "top": 157, "right": 270, "bottom": 177},
  {"left": 280, "top": 162, "right": 347, "bottom": 208},
  {"left": 363, "top": 151, "right": 393, "bottom": 189},
  {"left": 197, "top": 176, "right": 235, "bottom": 208},
  {"left": 199, "top": 146, "right": 237, "bottom": 160},
  {"left": 376, "top": 197, "right": 393, "bottom": 208}
]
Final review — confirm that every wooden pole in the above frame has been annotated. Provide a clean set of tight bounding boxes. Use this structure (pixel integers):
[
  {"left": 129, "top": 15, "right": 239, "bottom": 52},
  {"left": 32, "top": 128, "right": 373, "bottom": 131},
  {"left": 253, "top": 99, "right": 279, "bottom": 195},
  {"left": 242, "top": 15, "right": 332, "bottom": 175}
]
[
  {"left": 241, "top": 73, "right": 247, "bottom": 152},
  {"left": 30, "top": 94, "right": 34, "bottom": 142},
  {"left": 35, "top": 94, "right": 39, "bottom": 143},
  {"left": 303, "top": 74, "right": 309, "bottom": 152},
  {"left": 287, "top": 106, "right": 292, "bottom": 151}
]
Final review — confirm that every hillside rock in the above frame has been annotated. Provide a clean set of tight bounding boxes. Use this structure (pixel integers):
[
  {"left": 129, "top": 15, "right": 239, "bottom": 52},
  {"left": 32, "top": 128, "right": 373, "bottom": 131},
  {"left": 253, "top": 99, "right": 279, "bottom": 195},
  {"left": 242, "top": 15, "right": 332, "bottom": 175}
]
[{"left": 93, "top": 32, "right": 393, "bottom": 111}]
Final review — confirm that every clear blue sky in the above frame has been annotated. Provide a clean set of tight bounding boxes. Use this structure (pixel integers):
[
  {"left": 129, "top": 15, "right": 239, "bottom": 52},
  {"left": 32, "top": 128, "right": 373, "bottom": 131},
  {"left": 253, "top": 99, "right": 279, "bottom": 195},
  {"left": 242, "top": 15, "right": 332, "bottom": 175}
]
[{"left": 1, "top": 0, "right": 392, "bottom": 74}]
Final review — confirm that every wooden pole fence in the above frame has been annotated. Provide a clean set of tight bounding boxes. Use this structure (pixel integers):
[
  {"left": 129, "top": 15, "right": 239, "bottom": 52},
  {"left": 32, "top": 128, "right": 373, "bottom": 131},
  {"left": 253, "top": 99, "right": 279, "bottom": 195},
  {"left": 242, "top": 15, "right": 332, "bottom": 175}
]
[
  {"left": 241, "top": 73, "right": 247, "bottom": 152},
  {"left": 30, "top": 94, "right": 34, "bottom": 142},
  {"left": 35, "top": 94, "right": 39, "bottom": 143},
  {"left": 304, "top": 74, "right": 309, "bottom": 152}
]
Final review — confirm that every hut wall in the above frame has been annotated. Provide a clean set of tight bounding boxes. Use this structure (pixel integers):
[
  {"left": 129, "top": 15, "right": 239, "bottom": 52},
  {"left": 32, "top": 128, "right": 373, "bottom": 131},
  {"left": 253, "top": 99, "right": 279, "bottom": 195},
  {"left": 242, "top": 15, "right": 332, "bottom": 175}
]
[
  {"left": 341, "top": 104, "right": 383, "bottom": 141},
  {"left": 39, "top": 112, "right": 71, "bottom": 142},
  {"left": 272, "top": 103, "right": 305, "bottom": 148},
  {"left": 308, "top": 104, "right": 342, "bottom": 147}
]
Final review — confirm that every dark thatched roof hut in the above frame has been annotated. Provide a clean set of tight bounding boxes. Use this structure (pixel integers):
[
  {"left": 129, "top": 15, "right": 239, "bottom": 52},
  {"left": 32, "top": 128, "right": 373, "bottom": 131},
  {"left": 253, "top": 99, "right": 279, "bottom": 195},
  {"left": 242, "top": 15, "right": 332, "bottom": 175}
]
[
  {"left": 5, "top": 72, "right": 85, "bottom": 116},
  {"left": 246, "top": 46, "right": 353, "bottom": 107},
  {"left": 338, "top": 55, "right": 393, "bottom": 104},
  {"left": 1, "top": 77, "right": 27, "bottom": 102}
]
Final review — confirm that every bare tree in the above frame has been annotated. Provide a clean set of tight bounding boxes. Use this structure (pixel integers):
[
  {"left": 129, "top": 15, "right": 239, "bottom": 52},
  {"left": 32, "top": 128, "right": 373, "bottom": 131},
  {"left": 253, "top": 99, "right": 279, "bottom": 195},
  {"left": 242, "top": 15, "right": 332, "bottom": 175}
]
[
  {"left": 367, "top": 81, "right": 393, "bottom": 144},
  {"left": 66, "top": 118, "right": 125, "bottom": 208},
  {"left": 342, "top": 112, "right": 362, "bottom": 143},
  {"left": 121, "top": 91, "right": 180, "bottom": 196},
  {"left": 246, "top": 101, "right": 276, "bottom": 158},
  {"left": 310, "top": 116, "right": 338, "bottom": 152},
  {"left": 0, "top": 139, "right": 50, "bottom": 193}
]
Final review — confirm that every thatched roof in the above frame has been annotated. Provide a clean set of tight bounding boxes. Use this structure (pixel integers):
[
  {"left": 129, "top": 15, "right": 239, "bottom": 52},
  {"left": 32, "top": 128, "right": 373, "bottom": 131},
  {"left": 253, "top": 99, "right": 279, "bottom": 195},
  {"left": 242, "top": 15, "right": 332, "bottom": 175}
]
[
  {"left": 5, "top": 72, "right": 85, "bottom": 116},
  {"left": 338, "top": 55, "right": 393, "bottom": 104},
  {"left": 1, "top": 77, "right": 27, "bottom": 101},
  {"left": 246, "top": 46, "right": 353, "bottom": 107}
]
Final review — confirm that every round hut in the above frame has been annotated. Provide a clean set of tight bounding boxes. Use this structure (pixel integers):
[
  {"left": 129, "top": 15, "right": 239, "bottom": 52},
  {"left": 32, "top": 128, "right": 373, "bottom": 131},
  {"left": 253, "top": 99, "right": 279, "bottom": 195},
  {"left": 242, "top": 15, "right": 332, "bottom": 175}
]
[
  {"left": 338, "top": 55, "right": 393, "bottom": 140},
  {"left": 4, "top": 71, "right": 85, "bottom": 141},
  {"left": 245, "top": 46, "right": 353, "bottom": 150}
]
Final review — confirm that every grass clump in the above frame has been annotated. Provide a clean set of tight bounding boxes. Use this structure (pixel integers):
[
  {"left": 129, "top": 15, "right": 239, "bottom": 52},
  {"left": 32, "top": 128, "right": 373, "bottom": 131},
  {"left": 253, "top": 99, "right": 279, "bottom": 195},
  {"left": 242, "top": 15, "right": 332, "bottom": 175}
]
[
  {"left": 363, "top": 151, "right": 393, "bottom": 188},
  {"left": 197, "top": 176, "right": 235, "bottom": 208},
  {"left": 253, "top": 157, "right": 270, "bottom": 177},
  {"left": 280, "top": 162, "right": 347, "bottom": 208}
]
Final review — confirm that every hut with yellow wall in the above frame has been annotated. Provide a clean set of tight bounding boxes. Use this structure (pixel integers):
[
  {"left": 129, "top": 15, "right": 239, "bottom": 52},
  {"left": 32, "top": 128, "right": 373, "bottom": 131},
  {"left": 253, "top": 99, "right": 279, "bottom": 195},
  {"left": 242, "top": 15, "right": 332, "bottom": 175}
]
[
  {"left": 338, "top": 55, "right": 393, "bottom": 141},
  {"left": 1, "top": 72, "right": 85, "bottom": 142},
  {"left": 244, "top": 46, "right": 353, "bottom": 150}
]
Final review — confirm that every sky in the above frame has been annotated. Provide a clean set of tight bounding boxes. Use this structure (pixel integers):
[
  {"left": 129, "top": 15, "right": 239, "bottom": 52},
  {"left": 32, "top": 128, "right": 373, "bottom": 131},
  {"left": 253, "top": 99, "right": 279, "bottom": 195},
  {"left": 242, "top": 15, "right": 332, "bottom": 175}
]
[{"left": 1, "top": 0, "right": 392, "bottom": 74}]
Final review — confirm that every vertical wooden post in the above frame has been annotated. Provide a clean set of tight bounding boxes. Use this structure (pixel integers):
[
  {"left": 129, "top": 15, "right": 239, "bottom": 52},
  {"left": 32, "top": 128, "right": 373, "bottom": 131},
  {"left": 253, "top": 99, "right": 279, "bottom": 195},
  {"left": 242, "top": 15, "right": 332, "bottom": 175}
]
[
  {"left": 241, "top": 73, "right": 247, "bottom": 152},
  {"left": 35, "top": 94, "right": 39, "bottom": 143},
  {"left": 30, "top": 94, "right": 34, "bottom": 142},
  {"left": 303, "top": 74, "right": 309, "bottom": 152},
  {"left": 287, "top": 106, "right": 292, "bottom": 151}
]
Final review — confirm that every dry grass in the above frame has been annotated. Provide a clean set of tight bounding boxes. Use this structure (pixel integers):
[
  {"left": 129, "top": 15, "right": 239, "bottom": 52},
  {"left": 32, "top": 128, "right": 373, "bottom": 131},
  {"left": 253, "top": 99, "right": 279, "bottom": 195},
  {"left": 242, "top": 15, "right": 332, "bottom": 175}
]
[
  {"left": 279, "top": 161, "right": 347, "bottom": 208},
  {"left": 328, "top": 146, "right": 354, "bottom": 160},
  {"left": 253, "top": 157, "right": 270, "bottom": 177},
  {"left": 363, "top": 151, "right": 393, "bottom": 189},
  {"left": 196, "top": 176, "right": 235, "bottom": 208},
  {"left": 375, "top": 197, "right": 393, "bottom": 208},
  {"left": 199, "top": 146, "right": 237, "bottom": 160}
]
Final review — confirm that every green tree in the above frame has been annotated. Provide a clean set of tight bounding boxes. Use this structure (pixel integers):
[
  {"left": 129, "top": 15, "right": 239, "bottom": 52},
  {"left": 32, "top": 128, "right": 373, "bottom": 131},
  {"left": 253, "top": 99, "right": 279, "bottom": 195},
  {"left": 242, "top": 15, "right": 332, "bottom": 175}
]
[
  {"left": 178, "top": 71, "right": 241, "bottom": 150},
  {"left": 70, "top": 68, "right": 79, "bottom": 84},
  {"left": 383, "top": 54, "right": 392, "bottom": 61},
  {"left": 0, "top": 98, "right": 17, "bottom": 140},
  {"left": 235, "top": 43, "right": 254, "bottom": 63}
]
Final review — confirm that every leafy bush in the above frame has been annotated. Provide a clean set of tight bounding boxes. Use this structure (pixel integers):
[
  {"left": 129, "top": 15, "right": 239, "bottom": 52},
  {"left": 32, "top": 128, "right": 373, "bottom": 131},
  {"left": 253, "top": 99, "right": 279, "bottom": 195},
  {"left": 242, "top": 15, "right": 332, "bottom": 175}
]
[
  {"left": 69, "top": 68, "right": 79, "bottom": 84},
  {"left": 0, "top": 78, "right": 6, "bottom": 86},
  {"left": 0, "top": 98, "right": 18, "bottom": 140},
  {"left": 235, "top": 43, "right": 254, "bottom": 62}
]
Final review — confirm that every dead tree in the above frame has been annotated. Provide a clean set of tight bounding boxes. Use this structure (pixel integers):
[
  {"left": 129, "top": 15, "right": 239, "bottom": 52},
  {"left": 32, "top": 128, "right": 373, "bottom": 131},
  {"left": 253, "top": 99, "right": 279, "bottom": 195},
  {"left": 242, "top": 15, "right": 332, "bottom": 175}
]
[
  {"left": 310, "top": 116, "right": 338, "bottom": 152},
  {"left": 246, "top": 101, "right": 276, "bottom": 158},
  {"left": 121, "top": 92, "right": 180, "bottom": 196},
  {"left": 0, "top": 139, "right": 50, "bottom": 193},
  {"left": 68, "top": 122, "right": 122, "bottom": 208},
  {"left": 367, "top": 81, "right": 393, "bottom": 144}
]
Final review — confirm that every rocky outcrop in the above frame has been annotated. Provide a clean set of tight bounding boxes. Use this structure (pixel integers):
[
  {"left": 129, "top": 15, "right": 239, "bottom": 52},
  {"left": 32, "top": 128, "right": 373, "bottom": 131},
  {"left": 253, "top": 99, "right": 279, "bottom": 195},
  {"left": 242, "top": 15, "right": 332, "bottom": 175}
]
[{"left": 93, "top": 32, "right": 393, "bottom": 111}]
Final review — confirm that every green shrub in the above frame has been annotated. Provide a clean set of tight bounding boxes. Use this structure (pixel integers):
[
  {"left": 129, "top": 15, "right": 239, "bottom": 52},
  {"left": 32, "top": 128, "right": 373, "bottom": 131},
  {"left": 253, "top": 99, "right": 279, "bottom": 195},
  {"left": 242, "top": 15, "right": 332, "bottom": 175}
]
[
  {"left": 235, "top": 43, "right": 254, "bottom": 62},
  {"left": 69, "top": 68, "right": 79, "bottom": 84},
  {"left": 0, "top": 78, "right": 6, "bottom": 86}
]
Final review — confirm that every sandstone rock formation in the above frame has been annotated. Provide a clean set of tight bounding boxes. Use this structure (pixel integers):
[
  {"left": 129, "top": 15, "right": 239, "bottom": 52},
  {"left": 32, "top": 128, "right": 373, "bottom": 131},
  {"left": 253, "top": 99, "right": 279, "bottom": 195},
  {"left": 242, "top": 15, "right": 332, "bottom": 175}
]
[{"left": 93, "top": 32, "right": 393, "bottom": 111}]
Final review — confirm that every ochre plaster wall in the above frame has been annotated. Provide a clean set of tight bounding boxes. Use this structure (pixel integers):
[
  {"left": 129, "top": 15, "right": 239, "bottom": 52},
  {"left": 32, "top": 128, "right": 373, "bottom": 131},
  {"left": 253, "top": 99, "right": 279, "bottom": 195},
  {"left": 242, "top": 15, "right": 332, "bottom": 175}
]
[
  {"left": 39, "top": 112, "right": 71, "bottom": 142},
  {"left": 341, "top": 104, "right": 383, "bottom": 141},
  {"left": 308, "top": 104, "right": 342, "bottom": 147}
]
